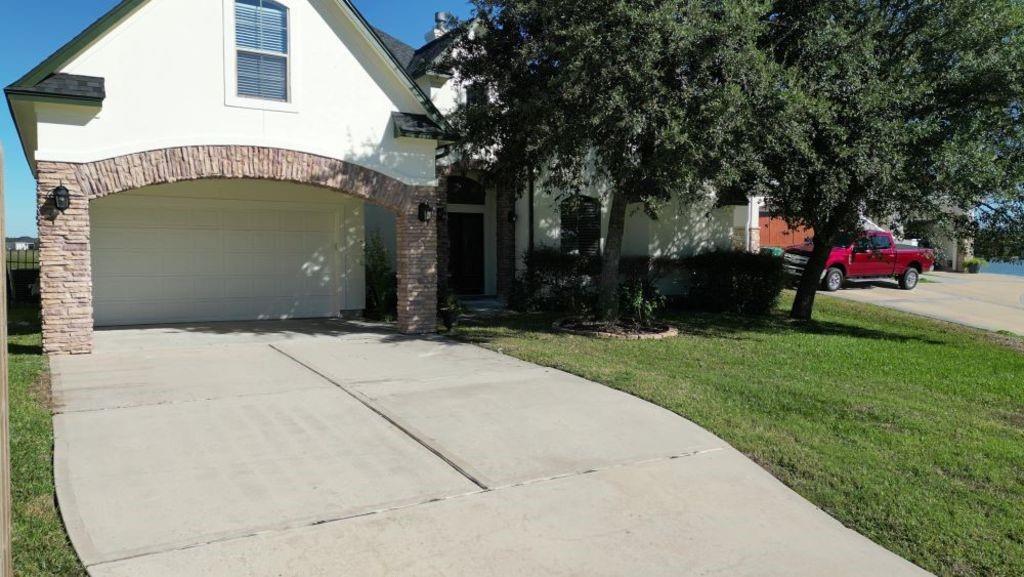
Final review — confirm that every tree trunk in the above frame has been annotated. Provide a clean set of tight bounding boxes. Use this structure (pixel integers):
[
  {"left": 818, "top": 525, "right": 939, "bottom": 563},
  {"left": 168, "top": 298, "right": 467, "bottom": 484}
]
[
  {"left": 597, "top": 189, "right": 629, "bottom": 321},
  {"left": 790, "top": 235, "right": 834, "bottom": 321}
]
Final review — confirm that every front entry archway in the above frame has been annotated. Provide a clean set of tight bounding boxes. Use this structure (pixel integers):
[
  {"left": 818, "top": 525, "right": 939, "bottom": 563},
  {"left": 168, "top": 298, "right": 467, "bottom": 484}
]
[{"left": 36, "top": 145, "right": 438, "bottom": 354}]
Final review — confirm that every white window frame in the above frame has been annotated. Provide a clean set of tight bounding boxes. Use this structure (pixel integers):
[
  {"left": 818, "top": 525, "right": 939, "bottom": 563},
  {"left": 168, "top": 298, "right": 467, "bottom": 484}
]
[{"left": 223, "top": 0, "right": 299, "bottom": 113}]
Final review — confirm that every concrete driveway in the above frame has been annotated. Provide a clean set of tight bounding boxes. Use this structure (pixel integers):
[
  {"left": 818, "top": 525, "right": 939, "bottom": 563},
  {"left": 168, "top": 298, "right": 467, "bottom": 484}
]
[
  {"left": 827, "top": 271, "right": 1024, "bottom": 335},
  {"left": 51, "top": 321, "right": 932, "bottom": 577}
]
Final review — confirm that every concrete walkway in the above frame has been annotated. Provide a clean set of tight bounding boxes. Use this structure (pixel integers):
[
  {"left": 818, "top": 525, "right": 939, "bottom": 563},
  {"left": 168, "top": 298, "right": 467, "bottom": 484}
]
[
  {"left": 50, "top": 321, "right": 933, "bottom": 576},
  {"left": 827, "top": 271, "right": 1024, "bottom": 335}
]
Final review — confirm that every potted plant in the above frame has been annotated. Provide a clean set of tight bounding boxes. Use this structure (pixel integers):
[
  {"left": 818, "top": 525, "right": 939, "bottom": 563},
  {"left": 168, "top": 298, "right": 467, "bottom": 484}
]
[
  {"left": 439, "top": 291, "right": 464, "bottom": 331},
  {"left": 964, "top": 257, "right": 986, "bottom": 274}
]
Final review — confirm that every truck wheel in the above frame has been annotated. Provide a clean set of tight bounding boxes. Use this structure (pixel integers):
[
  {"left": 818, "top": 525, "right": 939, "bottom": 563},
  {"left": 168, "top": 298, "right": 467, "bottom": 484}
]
[
  {"left": 900, "top": 268, "right": 920, "bottom": 290},
  {"left": 822, "top": 267, "right": 845, "bottom": 292}
]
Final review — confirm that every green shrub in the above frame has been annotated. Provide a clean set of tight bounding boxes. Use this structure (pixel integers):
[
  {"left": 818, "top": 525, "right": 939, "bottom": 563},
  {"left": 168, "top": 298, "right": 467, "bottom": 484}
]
[
  {"left": 520, "top": 248, "right": 599, "bottom": 315},
  {"left": 619, "top": 277, "right": 666, "bottom": 327},
  {"left": 438, "top": 289, "right": 464, "bottom": 330},
  {"left": 683, "top": 251, "right": 784, "bottom": 315},
  {"left": 506, "top": 277, "right": 535, "bottom": 313},
  {"left": 364, "top": 231, "right": 397, "bottom": 321}
]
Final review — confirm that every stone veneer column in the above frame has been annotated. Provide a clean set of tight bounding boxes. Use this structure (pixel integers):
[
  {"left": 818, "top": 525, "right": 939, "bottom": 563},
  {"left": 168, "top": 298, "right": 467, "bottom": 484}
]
[
  {"left": 436, "top": 174, "right": 450, "bottom": 297},
  {"left": 36, "top": 162, "right": 93, "bottom": 355},
  {"left": 395, "top": 187, "right": 439, "bottom": 333}
]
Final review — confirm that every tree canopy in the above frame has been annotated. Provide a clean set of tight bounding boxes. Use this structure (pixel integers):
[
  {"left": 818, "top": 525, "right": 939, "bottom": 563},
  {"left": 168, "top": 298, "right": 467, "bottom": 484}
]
[
  {"left": 450, "top": 0, "right": 1024, "bottom": 320},
  {"left": 754, "top": 0, "right": 1024, "bottom": 317},
  {"left": 450, "top": 0, "right": 772, "bottom": 319}
]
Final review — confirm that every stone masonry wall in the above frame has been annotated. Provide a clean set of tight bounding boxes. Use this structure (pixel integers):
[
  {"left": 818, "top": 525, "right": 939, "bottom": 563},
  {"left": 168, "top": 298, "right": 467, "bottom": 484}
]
[
  {"left": 37, "top": 162, "right": 93, "bottom": 355},
  {"left": 37, "top": 146, "right": 438, "bottom": 354}
]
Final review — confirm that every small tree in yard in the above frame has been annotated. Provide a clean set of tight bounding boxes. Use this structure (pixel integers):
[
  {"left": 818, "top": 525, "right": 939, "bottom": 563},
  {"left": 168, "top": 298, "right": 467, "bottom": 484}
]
[
  {"left": 755, "top": 0, "right": 1024, "bottom": 320},
  {"left": 450, "top": 0, "right": 771, "bottom": 321}
]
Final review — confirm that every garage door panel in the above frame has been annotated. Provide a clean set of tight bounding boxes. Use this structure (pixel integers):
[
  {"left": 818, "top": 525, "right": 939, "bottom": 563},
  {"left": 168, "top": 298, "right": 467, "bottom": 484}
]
[
  {"left": 250, "top": 210, "right": 280, "bottom": 230},
  {"left": 252, "top": 233, "right": 279, "bottom": 252},
  {"left": 224, "top": 231, "right": 255, "bottom": 252},
  {"left": 192, "top": 255, "right": 226, "bottom": 276},
  {"left": 96, "top": 252, "right": 157, "bottom": 277},
  {"left": 190, "top": 230, "right": 223, "bottom": 250},
  {"left": 93, "top": 194, "right": 347, "bottom": 326},
  {"left": 162, "top": 253, "right": 198, "bottom": 276},
  {"left": 276, "top": 232, "right": 305, "bottom": 251},
  {"left": 187, "top": 210, "right": 222, "bottom": 229}
]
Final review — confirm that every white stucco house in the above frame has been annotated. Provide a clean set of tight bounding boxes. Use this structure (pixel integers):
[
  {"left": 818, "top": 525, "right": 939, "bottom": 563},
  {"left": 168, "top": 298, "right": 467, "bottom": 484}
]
[{"left": 6, "top": 0, "right": 761, "bottom": 355}]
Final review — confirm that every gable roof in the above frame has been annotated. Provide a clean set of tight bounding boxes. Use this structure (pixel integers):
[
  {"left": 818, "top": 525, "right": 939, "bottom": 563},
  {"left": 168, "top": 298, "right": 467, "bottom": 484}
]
[
  {"left": 5, "top": 0, "right": 454, "bottom": 135},
  {"left": 373, "top": 27, "right": 416, "bottom": 70},
  {"left": 372, "top": 27, "right": 459, "bottom": 79}
]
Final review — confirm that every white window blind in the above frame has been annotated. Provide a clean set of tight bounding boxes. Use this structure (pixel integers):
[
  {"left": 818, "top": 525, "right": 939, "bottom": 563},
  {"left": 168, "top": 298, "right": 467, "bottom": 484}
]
[{"left": 235, "top": 0, "right": 288, "bottom": 101}]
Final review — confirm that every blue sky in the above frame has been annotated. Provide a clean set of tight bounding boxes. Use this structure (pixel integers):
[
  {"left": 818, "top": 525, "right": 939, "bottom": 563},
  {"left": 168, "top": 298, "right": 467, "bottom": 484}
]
[{"left": 0, "top": 0, "right": 471, "bottom": 238}]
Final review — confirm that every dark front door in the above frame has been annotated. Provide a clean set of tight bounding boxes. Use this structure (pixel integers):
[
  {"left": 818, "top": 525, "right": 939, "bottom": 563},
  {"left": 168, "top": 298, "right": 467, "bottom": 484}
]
[{"left": 448, "top": 212, "right": 485, "bottom": 295}]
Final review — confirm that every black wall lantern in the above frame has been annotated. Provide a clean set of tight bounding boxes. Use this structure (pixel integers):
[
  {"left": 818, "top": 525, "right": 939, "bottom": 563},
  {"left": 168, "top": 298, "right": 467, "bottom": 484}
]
[
  {"left": 418, "top": 202, "right": 434, "bottom": 223},
  {"left": 53, "top": 185, "right": 71, "bottom": 213},
  {"left": 507, "top": 210, "right": 518, "bottom": 224}
]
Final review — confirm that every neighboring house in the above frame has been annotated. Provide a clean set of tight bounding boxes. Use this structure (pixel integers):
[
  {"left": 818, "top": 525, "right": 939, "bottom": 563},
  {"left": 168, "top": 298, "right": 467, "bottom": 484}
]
[
  {"left": 5, "top": 237, "right": 38, "bottom": 251},
  {"left": 758, "top": 212, "right": 970, "bottom": 271},
  {"left": 6, "top": 1, "right": 761, "bottom": 355}
]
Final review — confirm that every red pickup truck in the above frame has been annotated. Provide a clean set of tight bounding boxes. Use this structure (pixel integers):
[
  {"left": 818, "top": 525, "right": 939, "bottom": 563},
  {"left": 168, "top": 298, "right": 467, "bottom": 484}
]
[{"left": 783, "top": 230, "right": 935, "bottom": 292}]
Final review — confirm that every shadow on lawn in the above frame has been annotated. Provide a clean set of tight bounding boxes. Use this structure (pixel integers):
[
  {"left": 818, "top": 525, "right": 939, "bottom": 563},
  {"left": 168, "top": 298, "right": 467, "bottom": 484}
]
[
  {"left": 460, "top": 308, "right": 945, "bottom": 346},
  {"left": 8, "top": 343, "right": 43, "bottom": 356},
  {"left": 666, "top": 311, "right": 943, "bottom": 344}
]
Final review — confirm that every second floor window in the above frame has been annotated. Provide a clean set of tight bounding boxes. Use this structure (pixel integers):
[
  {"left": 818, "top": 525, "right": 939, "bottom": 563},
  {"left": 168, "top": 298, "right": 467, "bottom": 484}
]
[{"left": 235, "top": 0, "right": 289, "bottom": 101}]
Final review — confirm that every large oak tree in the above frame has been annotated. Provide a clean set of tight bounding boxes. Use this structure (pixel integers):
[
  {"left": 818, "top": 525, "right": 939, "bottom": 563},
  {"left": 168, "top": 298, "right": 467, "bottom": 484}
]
[
  {"left": 450, "top": 0, "right": 771, "bottom": 320},
  {"left": 756, "top": 0, "right": 1024, "bottom": 319}
]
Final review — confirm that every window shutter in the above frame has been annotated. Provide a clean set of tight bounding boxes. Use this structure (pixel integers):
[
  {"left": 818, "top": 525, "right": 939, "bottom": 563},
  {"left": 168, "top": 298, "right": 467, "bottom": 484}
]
[
  {"left": 560, "top": 196, "right": 602, "bottom": 257},
  {"left": 235, "top": 0, "right": 288, "bottom": 101},
  {"left": 237, "top": 52, "right": 287, "bottom": 101},
  {"left": 577, "top": 199, "right": 601, "bottom": 257},
  {"left": 235, "top": 0, "right": 288, "bottom": 53}
]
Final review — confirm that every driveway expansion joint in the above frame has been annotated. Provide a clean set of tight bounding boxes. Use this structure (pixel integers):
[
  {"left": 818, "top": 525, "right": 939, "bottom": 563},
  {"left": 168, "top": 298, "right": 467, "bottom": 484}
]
[{"left": 269, "top": 344, "right": 491, "bottom": 491}]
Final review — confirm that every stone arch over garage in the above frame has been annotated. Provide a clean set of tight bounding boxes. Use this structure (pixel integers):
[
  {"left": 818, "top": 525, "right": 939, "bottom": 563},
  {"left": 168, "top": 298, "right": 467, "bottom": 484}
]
[{"left": 36, "top": 145, "right": 438, "bottom": 355}]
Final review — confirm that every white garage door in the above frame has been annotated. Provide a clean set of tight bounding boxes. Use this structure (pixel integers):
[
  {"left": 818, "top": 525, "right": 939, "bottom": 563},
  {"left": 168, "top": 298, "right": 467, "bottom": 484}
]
[{"left": 92, "top": 191, "right": 350, "bottom": 326}]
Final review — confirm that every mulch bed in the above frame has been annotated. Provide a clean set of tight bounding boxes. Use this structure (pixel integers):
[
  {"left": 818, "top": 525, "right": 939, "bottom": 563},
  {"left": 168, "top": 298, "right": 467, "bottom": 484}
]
[{"left": 552, "top": 318, "right": 679, "bottom": 340}]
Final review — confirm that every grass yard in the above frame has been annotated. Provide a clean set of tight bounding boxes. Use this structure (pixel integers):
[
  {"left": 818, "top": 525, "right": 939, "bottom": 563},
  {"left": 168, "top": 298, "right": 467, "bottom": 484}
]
[
  {"left": 454, "top": 294, "right": 1024, "bottom": 577},
  {"left": 8, "top": 306, "right": 86, "bottom": 576}
]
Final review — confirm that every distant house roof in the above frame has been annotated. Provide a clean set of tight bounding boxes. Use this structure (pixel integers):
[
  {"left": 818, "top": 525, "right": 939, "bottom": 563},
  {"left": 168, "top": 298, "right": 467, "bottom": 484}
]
[{"left": 5, "top": 73, "right": 105, "bottom": 104}]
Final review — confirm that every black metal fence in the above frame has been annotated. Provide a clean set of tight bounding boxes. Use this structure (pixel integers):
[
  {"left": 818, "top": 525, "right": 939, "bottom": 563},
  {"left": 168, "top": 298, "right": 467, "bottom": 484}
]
[{"left": 6, "top": 250, "right": 40, "bottom": 303}]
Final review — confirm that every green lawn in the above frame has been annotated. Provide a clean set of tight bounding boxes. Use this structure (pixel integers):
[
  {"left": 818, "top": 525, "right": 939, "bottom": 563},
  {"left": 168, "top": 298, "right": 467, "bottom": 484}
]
[
  {"left": 454, "top": 294, "right": 1024, "bottom": 577},
  {"left": 8, "top": 306, "right": 86, "bottom": 576}
]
